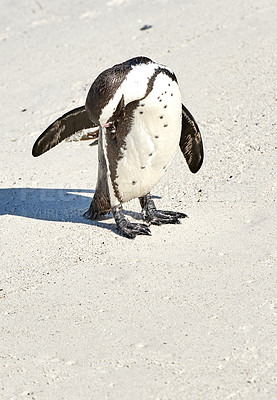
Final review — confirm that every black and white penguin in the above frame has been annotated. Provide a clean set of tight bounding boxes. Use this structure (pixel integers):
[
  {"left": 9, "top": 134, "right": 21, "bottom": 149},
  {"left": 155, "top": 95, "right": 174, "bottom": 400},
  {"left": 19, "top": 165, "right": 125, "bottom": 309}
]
[{"left": 32, "top": 56, "right": 203, "bottom": 238}]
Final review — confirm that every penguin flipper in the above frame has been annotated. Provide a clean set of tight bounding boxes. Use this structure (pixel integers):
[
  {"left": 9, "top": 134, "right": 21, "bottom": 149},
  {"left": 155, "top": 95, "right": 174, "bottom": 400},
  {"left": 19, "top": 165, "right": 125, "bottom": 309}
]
[
  {"left": 179, "top": 104, "right": 204, "bottom": 173},
  {"left": 32, "top": 106, "right": 98, "bottom": 157}
]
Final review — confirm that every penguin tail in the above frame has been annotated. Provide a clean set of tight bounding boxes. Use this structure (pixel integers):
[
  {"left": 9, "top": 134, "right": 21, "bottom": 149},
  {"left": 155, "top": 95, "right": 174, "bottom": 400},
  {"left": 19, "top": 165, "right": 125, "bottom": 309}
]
[
  {"left": 84, "top": 191, "right": 111, "bottom": 220},
  {"left": 32, "top": 106, "right": 98, "bottom": 157}
]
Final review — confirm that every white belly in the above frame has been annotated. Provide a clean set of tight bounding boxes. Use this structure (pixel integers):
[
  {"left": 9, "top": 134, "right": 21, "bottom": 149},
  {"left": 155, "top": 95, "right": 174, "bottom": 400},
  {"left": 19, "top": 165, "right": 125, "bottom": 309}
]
[{"left": 115, "top": 73, "right": 182, "bottom": 203}]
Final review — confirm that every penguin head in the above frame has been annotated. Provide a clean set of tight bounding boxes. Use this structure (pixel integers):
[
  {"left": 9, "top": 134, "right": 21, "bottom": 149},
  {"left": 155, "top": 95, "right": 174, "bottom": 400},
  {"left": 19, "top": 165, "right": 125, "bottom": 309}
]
[
  {"left": 85, "top": 56, "right": 153, "bottom": 128},
  {"left": 85, "top": 64, "right": 128, "bottom": 127}
]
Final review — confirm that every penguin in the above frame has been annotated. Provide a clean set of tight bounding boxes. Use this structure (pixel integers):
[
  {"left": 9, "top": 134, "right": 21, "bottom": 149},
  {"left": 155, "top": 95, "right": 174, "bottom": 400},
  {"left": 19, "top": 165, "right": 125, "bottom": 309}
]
[{"left": 32, "top": 56, "right": 204, "bottom": 238}]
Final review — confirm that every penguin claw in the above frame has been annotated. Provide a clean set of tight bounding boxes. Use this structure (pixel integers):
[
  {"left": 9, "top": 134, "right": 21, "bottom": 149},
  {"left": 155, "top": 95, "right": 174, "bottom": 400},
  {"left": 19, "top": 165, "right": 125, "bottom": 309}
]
[
  {"left": 156, "top": 210, "right": 188, "bottom": 219},
  {"left": 143, "top": 210, "right": 187, "bottom": 225},
  {"left": 139, "top": 194, "right": 188, "bottom": 226}
]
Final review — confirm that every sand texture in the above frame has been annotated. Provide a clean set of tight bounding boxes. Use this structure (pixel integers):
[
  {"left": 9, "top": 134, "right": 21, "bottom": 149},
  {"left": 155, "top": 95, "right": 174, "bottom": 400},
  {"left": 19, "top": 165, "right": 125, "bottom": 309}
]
[{"left": 0, "top": 0, "right": 276, "bottom": 399}]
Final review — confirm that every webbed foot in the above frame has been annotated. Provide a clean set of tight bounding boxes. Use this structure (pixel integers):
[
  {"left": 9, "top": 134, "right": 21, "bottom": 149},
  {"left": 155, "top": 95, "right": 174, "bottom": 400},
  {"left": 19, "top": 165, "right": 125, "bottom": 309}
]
[
  {"left": 139, "top": 193, "right": 187, "bottom": 225},
  {"left": 113, "top": 205, "right": 151, "bottom": 239}
]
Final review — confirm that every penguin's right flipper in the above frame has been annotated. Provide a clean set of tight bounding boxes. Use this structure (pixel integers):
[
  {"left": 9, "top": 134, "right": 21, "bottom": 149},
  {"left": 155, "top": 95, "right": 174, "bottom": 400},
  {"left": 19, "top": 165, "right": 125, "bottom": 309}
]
[
  {"left": 179, "top": 104, "right": 204, "bottom": 173},
  {"left": 32, "top": 106, "right": 98, "bottom": 157}
]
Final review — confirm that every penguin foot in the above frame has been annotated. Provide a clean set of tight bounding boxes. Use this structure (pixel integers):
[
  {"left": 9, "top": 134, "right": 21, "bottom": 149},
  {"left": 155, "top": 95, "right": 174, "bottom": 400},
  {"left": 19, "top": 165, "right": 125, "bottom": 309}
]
[
  {"left": 113, "top": 205, "right": 151, "bottom": 239},
  {"left": 139, "top": 193, "right": 187, "bottom": 225},
  {"left": 145, "top": 210, "right": 187, "bottom": 225}
]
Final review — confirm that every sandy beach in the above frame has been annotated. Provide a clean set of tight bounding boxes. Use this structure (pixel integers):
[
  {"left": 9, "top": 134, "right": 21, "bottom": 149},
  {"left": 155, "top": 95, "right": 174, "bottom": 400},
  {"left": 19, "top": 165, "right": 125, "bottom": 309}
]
[{"left": 0, "top": 0, "right": 276, "bottom": 399}]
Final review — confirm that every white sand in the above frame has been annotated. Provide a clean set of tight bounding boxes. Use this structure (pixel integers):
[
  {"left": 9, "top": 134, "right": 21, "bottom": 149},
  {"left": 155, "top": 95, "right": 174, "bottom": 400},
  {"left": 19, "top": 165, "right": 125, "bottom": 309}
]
[{"left": 0, "top": 0, "right": 276, "bottom": 399}]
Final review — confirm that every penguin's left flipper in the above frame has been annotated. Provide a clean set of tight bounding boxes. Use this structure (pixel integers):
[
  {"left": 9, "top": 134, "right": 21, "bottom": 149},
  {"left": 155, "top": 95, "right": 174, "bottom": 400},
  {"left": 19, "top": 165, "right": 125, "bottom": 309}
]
[
  {"left": 139, "top": 194, "right": 187, "bottom": 226},
  {"left": 32, "top": 106, "right": 98, "bottom": 157},
  {"left": 179, "top": 104, "right": 204, "bottom": 173},
  {"left": 112, "top": 205, "right": 151, "bottom": 239}
]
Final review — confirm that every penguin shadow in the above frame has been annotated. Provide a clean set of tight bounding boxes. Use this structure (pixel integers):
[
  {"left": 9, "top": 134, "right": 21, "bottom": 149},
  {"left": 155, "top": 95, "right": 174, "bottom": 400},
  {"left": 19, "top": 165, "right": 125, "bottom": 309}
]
[
  {"left": 0, "top": 187, "right": 118, "bottom": 235},
  {"left": 0, "top": 187, "right": 158, "bottom": 236}
]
